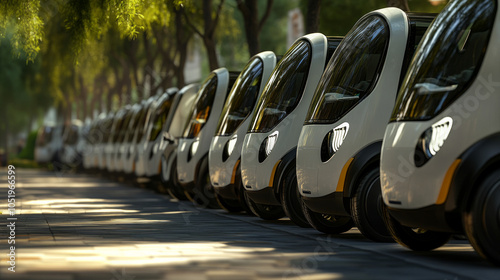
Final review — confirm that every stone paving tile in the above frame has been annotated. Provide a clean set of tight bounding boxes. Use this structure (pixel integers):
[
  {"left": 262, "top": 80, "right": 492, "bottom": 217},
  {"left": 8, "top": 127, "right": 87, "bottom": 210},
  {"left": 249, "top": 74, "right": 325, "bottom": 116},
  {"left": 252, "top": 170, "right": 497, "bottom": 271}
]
[{"left": 0, "top": 169, "right": 497, "bottom": 280}]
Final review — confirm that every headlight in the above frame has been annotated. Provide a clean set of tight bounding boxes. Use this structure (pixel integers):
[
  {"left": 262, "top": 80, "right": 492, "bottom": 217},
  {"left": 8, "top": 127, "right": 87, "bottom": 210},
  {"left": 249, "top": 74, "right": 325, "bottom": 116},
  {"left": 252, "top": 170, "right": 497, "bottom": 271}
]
[
  {"left": 188, "top": 140, "right": 199, "bottom": 162},
  {"left": 414, "top": 117, "right": 453, "bottom": 167},
  {"left": 258, "top": 131, "right": 278, "bottom": 163},
  {"left": 223, "top": 135, "right": 238, "bottom": 162},
  {"left": 321, "top": 122, "right": 349, "bottom": 162}
]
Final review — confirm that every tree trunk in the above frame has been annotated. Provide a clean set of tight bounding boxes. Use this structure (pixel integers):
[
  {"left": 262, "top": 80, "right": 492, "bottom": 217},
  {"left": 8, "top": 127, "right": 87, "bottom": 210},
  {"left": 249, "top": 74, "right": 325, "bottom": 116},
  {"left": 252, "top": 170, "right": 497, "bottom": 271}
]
[
  {"left": 305, "top": 0, "right": 321, "bottom": 34},
  {"left": 387, "top": 0, "right": 410, "bottom": 11},
  {"left": 238, "top": 0, "right": 260, "bottom": 56},
  {"left": 175, "top": 8, "right": 191, "bottom": 88},
  {"left": 204, "top": 37, "right": 220, "bottom": 71},
  {"left": 79, "top": 75, "right": 88, "bottom": 121},
  {"left": 237, "top": 0, "right": 273, "bottom": 57},
  {"left": 2, "top": 109, "right": 9, "bottom": 166}
]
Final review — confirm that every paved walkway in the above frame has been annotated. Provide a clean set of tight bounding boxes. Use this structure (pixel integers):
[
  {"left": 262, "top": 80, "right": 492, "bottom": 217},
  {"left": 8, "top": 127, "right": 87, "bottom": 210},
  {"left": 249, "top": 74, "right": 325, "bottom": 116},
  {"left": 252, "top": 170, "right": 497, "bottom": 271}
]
[{"left": 0, "top": 169, "right": 499, "bottom": 280}]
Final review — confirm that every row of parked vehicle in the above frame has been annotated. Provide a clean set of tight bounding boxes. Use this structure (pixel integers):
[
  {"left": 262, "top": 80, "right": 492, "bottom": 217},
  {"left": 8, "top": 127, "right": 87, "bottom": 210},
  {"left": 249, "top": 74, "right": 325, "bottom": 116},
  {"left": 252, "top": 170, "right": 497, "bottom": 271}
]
[{"left": 35, "top": 0, "right": 500, "bottom": 266}]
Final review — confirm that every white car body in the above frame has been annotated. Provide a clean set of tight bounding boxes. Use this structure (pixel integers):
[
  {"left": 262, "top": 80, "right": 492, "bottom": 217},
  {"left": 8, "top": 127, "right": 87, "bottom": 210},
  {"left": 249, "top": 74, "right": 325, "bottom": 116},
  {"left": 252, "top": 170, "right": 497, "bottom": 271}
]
[
  {"left": 177, "top": 68, "right": 237, "bottom": 192},
  {"left": 135, "top": 88, "right": 178, "bottom": 177},
  {"left": 105, "top": 107, "right": 130, "bottom": 172},
  {"left": 113, "top": 104, "right": 141, "bottom": 173},
  {"left": 160, "top": 84, "right": 200, "bottom": 184},
  {"left": 35, "top": 125, "right": 63, "bottom": 164},
  {"left": 209, "top": 51, "right": 277, "bottom": 200},
  {"left": 83, "top": 113, "right": 107, "bottom": 169},
  {"left": 96, "top": 112, "right": 115, "bottom": 170},
  {"left": 379, "top": 0, "right": 500, "bottom": 264},
  {"left": 298, "top": 8, "right": 429, "bottom": 207},
  {"left": 380, "top": 0, "right": 499, "bottom": 225},
  {"left": 59, "top": 120, "right": 85, "bottom": 166},
  {"left": 122, "top": 97, "right": 157, "bottom": 174},
  {"left": 241, "top": 33, "right": 334, "bottom": 205},
  {"left": 143, "top": 86, "right": 202, "bottom": 178}
]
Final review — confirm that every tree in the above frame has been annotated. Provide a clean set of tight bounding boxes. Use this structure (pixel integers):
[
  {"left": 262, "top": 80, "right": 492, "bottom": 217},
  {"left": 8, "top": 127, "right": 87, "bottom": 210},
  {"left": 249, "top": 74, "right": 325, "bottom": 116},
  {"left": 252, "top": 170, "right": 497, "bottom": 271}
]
[
  {"left": 236, "top": 0, "right": 273, "bottom": 57},
  {"left": 305, "top": 0, "right": 321, "bottom": 33},
  {"left": 0, "top": 35, "right": 52, "bottom": 162},
  {"left": 181, "top": 0, "right": 225, "bottom": 70},
  {"left": 387, "top": 0, "right": 410, "bottom": 11}
]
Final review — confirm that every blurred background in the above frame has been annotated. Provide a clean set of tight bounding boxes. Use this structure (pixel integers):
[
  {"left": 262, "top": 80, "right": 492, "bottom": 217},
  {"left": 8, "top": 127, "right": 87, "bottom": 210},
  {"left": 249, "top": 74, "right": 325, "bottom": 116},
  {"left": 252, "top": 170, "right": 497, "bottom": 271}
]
[{"left": 0, "top": 0, "right": 446, "bottom": 167}]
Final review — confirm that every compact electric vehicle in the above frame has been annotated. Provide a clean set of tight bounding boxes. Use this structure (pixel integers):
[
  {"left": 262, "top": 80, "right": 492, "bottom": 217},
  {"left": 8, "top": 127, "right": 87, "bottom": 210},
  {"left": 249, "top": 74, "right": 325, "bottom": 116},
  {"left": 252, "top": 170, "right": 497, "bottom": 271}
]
[
  {"left": 241, "top": 34, "right": 343, "bottom": 222},
  {"left": 83, "top": 113, "right": 107, "bottom": 170},
  {"left": 35, "top": 124, "right": 63, "bottom": 164},
  {"left": 380, "top": 0, "right": 500, "bottom": 265},
  {"left": 177, "top": 69, "right": 239, "bottom": 208},
  {"left": 105, "top": 106, "right": 131, "bottom": 172},
  {"left": 297, "top": 9, "right": 434, "bottom": 240},
  {"left": 208, "top": 51, "right": 278, "bottom": 213},
  {"left": 97, "top": 112, "right": 115, "bottom": 170},
  {"left": 158, "top": 83, "right": 200, "bottom": 198},
  {"left": 141, "top": 86, "right": 197, "bottom": 180},
  {"left": 122, "top": 98, "right": 157, "bottom": 175},
  {"left": 135, "top": 87, "right": 178, "bottom": 178},
  {"left": 58, "top": 119, "right": 86, "bottom": 167},
  {"left": 113, "top": 103, "right": 141, "bottom": 173}
]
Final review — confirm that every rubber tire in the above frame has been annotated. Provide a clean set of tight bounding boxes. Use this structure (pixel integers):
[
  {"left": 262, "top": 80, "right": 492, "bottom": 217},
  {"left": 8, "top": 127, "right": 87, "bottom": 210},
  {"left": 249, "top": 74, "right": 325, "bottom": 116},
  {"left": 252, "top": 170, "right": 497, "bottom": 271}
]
[
  {"left": 243, "top": 191, "right": 285, "bottom": 220},
  {"left": 234, "top": 165, "right": 254, "bottom": 215},
  {"left": 463, "top": 170, "right": 500, "bottom": 265},
  {"left": 302, "top": 199, "right": 353, "bottom": 234},
  {"left": 350, "top": 169, "right": 393, "bottom": 242},
  {"left": 162, "top": 156, "right": 188, "bottom": 200},
  {"left": 216, "top": 193, "right": 244, "bottom": 213},
  {"left": 281, "top": 168, "right": 311, "bottom": 228},
  {"left": 382, "top": 202, "right": 451, "bottom": 251},
  {"left": 193, "top": 165, "right": 221, "bottom": 209}
]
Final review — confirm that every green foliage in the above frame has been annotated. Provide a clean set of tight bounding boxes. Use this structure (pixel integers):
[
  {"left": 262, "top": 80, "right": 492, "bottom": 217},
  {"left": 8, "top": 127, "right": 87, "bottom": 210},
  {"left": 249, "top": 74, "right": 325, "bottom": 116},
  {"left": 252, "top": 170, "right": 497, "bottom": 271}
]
[
  {"left": 302, "top": 0, "right": 447, "bottom": 37},
  {"left": 260, "top": 0, "right": 298, "bottom": 55},
  {"left": 0, "top": 34, "right": 50, "bottom": 137},
  {"left": 17, "top": 131, "right": 38, "bottom": 160},
  {"left": 0, "top": 0, "right": 148, "bottom": 62},
  {"left": 8, "top": 158, "right": 44, "bottom": 169},
  {"left": 0, "top": 1, "right": 44, "bottom": 61}
]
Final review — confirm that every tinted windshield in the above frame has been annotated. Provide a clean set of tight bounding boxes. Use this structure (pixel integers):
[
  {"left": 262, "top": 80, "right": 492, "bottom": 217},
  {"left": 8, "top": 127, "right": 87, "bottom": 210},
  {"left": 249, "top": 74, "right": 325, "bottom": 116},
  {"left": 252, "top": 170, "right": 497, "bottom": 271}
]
[
  {"left": 111, "top": 113, "right": 127, "bottom": 143},
  {"left": 183, "top": 73, "right": 218, "bottom": 138},
  {"left": 248, "top": 40, "right": 311, "bottom": 133},
  {"left": 125, "top": 108, "right": 143, "bottom": 143},
  {"left": 149, "top": 98, "right": 174, "bottom": 141},
  {"left": 391, "top": 0, "right": 495, "bottom": 122},
  {"left": 306, "top": 16, "right": 389, "bottom": 124},
  {"left": 117, "top": 110, "right": 134, "bottom": 143},
  {"left": 135, "top": 104, "right": 153, "bottom": 143},
  {"left": 102, "top": 115, "right": 114, "bottom": 143},
  {"left": 216, "top": 57, "right": 264, "bottom": 136}
]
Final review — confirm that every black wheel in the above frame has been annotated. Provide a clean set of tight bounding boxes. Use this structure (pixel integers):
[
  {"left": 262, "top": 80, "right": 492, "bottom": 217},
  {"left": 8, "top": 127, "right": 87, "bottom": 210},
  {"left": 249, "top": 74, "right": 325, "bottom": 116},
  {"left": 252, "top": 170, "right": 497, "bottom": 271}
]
[
  {"left": 237, "top": 183, "right": 255, "bottom": 216},
  {"left": 350, "top": 169, "right": 393, "bottom": 242},
  {"left": 463, "top": 170, "right": 500, "bottom": 265},
  {"left": 382, "top": 202, "right": 451, "bottom": 251},
  {"left": 281, "top": 168, "right": 311, "bottom": 228},
  {"left": 193, "top": 165, "right": 220, "bottom": 209},
  {"left": 215, "top": 193, "right": 244, "bottom": 213},
  {"left": 233, "top": 164, "right": 254, "bottom": 215},
  {"left": 302, "top": 199, "right": 353, "bottom": 234},
  {"left": 163, "top": 156, "right": 188, "bottom": 200},
  {"left": 243, "top": 191, "right": 285, "bottom": 220}
]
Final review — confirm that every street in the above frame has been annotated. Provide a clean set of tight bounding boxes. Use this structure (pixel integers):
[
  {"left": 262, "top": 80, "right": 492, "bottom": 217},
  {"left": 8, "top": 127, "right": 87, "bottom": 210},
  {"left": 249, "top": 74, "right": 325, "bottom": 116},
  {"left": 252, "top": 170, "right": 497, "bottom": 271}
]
[{"left": 1, "top": 168, "right": 499, "bottom": 280}]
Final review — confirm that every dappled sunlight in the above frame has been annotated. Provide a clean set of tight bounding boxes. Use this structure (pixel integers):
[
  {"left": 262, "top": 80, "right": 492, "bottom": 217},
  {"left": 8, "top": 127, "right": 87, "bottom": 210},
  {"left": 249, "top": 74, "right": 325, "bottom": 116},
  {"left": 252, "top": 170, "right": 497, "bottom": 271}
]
[
  {"left": 50, "top": 218, "right": 171, "bottom": 225},
  {"left": 23, "top": 198, "right": 110, "bottom": 205},
  {"left": 13, "top": 209, "right": 140, "bottom": 214},
  {"left": 0, "top": 241, "right": 278, "bottom": 272},
  {"left": 19, "top": 181, "right": 119, "bottom": 188}
]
